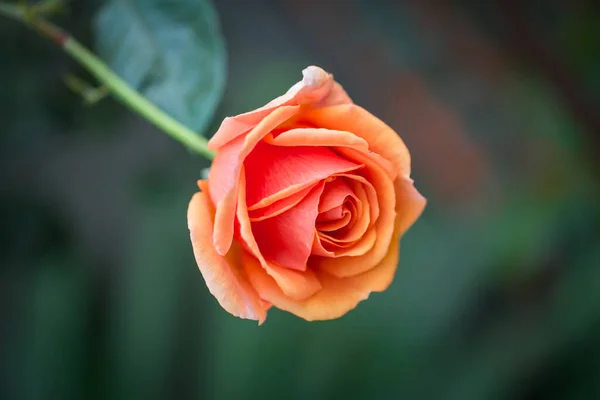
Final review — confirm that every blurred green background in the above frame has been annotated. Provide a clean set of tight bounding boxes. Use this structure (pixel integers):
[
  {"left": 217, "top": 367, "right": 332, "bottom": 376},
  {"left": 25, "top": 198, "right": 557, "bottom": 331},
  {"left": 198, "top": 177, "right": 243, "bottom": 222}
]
[{"left": 1, "top": 0, "right": 600, "bottom": 399}]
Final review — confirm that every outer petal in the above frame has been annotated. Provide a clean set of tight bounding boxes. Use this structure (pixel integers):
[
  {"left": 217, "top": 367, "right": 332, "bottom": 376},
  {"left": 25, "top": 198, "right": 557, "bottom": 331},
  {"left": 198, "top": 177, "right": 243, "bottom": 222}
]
[
  {"left": 301, "top": 104, "right": 411, "bottom": 179},
  {"left": 188, "top": 191, "right": 267, "bottom": 324},
  {"left": 394, "top": 177, "right": 427, "bottom": 237},
  {"left": 243, "top": 230, "right": 400, "bottom": 322},
  {"left": 209, "top": 66, "right": 352, "bottom": 150},
  {"left": 209, "top": 105, "right": 300, "bottom": 255}
]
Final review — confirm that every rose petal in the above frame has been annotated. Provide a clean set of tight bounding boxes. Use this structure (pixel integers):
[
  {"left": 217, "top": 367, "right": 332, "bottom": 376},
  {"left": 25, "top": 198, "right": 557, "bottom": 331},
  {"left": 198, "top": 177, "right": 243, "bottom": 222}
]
[
  {"left": 317, "top": 210, "right": 352, "bottom": 231},
  {"left": 311, "top": 234, "right": 334, "bottom": 257},
  {"left": 251, "top": 183, "right": 325, "bottom": 271},
  {"left": 318, "top": 178, "right": 356, "bottom": 213},
  {"left": 394, "top": 178, "right": 428, "bottom": 237},
  {"left": 249, "top": 184, "right": 317, "bottom": 222},
  {"left": 247, "top": 182, "right": 319, "bottom": 211},
  {"left": 208, "top": 66, "right": 352, "bottom": 150},
  {"left": 210, "top": 104, "right": 301, "bottom": 207},
  {"left": 316, "top": 227, "right": 377, "bottom": 256},
  {"left": 209, "top": 106, "right": 300, "bottom": 255},
  {"left": 311, "top": 226, "right": 377, "bottom": 258},
  {"left": 340, "top": 174, "right": 379, "bottom": 225},
  {"left": 301, "top": 105, "right": 411, "bottom": 180},
  {"left": 319, "top": 179, "right": 370, "bottom": 244},
  {"left": 257, "top": 262, "right": 322, "bottom": 302},
  {"left": 188, "top": 190, "right": 267, "bottom": 324},
  {"left": 243, "top": 229, "right": 401, "bottom": 321},
  {"left": 236, "top": 169, "right": 322, "bottom": 300},
  {"left": 316, "top": 148, "right": 397, "bottom": 278},
  {"left": 317, "top": 217, "right": 359, "bottom": 247},
  {"left": 244, "top": 141, "right": 362, "bottom": 208},
  {"left": 318, "top": 205, "right": 346, "bottom": 222},
  {"left": 315, "top": 174, "right": 378, "bottom": 236},
  {"left": 265, "top": 128, "right": 368, "bottom": 153}
]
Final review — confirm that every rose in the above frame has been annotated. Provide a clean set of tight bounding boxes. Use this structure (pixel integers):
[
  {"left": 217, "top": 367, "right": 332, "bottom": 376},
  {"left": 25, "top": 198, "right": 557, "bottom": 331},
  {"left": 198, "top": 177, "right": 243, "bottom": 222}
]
[{"left": 188, "top": 66, "right": 426, "bottom": 323}]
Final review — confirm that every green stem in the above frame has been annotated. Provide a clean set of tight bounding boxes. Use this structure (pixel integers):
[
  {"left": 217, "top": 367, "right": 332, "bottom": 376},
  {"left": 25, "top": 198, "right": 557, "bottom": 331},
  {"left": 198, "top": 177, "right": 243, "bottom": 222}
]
[{"left": 0, "top": 2, "right": 215, "bottom": 160}]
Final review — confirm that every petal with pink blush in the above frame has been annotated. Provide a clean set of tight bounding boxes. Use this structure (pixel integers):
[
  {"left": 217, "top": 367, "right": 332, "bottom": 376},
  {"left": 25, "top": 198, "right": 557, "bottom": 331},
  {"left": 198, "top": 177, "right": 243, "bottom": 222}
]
[
  {"left": 209, "top": 106, "right": 300, "bottom": 255},
  {"left": 244, "top": 142, "right": 362, "bottom": 208},
  {"left": 209, "top": 106, "right": 301, "bottom": 206},
  {"left": 252, "top": 183, "right": 325, "bottom": 271},
  {"left": 317, "top": 205, "right": 346, "bottom": 221},
  {"left": 188, "top": 191, "right": 267, "bottom": 324},
  {"left": 317, "top": 210, "right": 352, "bottom": 231},
  {"left": 235, "top": 169, "right": 322, "bottom": 300},
  {"left": 247, "top": 182, "right": 318, "bottom": 211},
  {"left": 248, "top": 184, "right": 317, "bottom": 222},
  {"left": 208, "top": 66, "right": 352, "bottom": 150}
]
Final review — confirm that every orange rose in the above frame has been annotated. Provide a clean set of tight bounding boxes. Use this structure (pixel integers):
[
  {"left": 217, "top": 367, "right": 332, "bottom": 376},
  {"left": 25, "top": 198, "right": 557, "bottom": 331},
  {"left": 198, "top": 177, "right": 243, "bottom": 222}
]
[{"left": 188, "top": 66, "right": 426, "bottom": 323}]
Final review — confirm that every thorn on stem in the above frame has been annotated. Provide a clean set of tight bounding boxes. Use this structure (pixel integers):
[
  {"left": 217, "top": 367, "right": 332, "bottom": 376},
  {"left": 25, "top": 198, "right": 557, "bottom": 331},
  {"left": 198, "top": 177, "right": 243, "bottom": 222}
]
[{"left": 63, "top": 74, "right": 109, "bottom": 106}]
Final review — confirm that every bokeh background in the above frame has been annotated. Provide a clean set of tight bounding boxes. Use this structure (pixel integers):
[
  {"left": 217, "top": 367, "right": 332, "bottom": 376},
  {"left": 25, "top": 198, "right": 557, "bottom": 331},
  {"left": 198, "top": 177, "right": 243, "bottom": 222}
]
[{"left": 2, "top": 0, "right": 600, "bottom": 399}]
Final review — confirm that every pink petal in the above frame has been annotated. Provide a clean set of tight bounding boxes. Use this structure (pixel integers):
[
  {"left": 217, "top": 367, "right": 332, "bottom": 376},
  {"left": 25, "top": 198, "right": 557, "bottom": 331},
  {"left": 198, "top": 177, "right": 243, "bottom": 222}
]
[
  {"left": 208, "top": 105, "right": 300, "bottom": 255},
  {"left": 317, "top": 205, "right": 347, "bottom": 222},
  {"left": 249, "top": 184, "right": 317, "bottom": 222},
  {"left": 251, "top": 183, "right": 325, "bottom": 271},
  {"left": 235, "top": 168, "right": 322, "bottom": 300},
  {"left": 244, "top": 142, "right": 362, "bottom": 208}
]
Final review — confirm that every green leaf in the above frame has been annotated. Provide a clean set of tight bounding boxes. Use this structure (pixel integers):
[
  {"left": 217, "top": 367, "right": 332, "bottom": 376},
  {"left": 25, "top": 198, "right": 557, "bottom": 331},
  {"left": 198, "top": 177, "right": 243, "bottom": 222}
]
[{"left": 93, "top": 0, "right": 227, "bottom": 135}]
